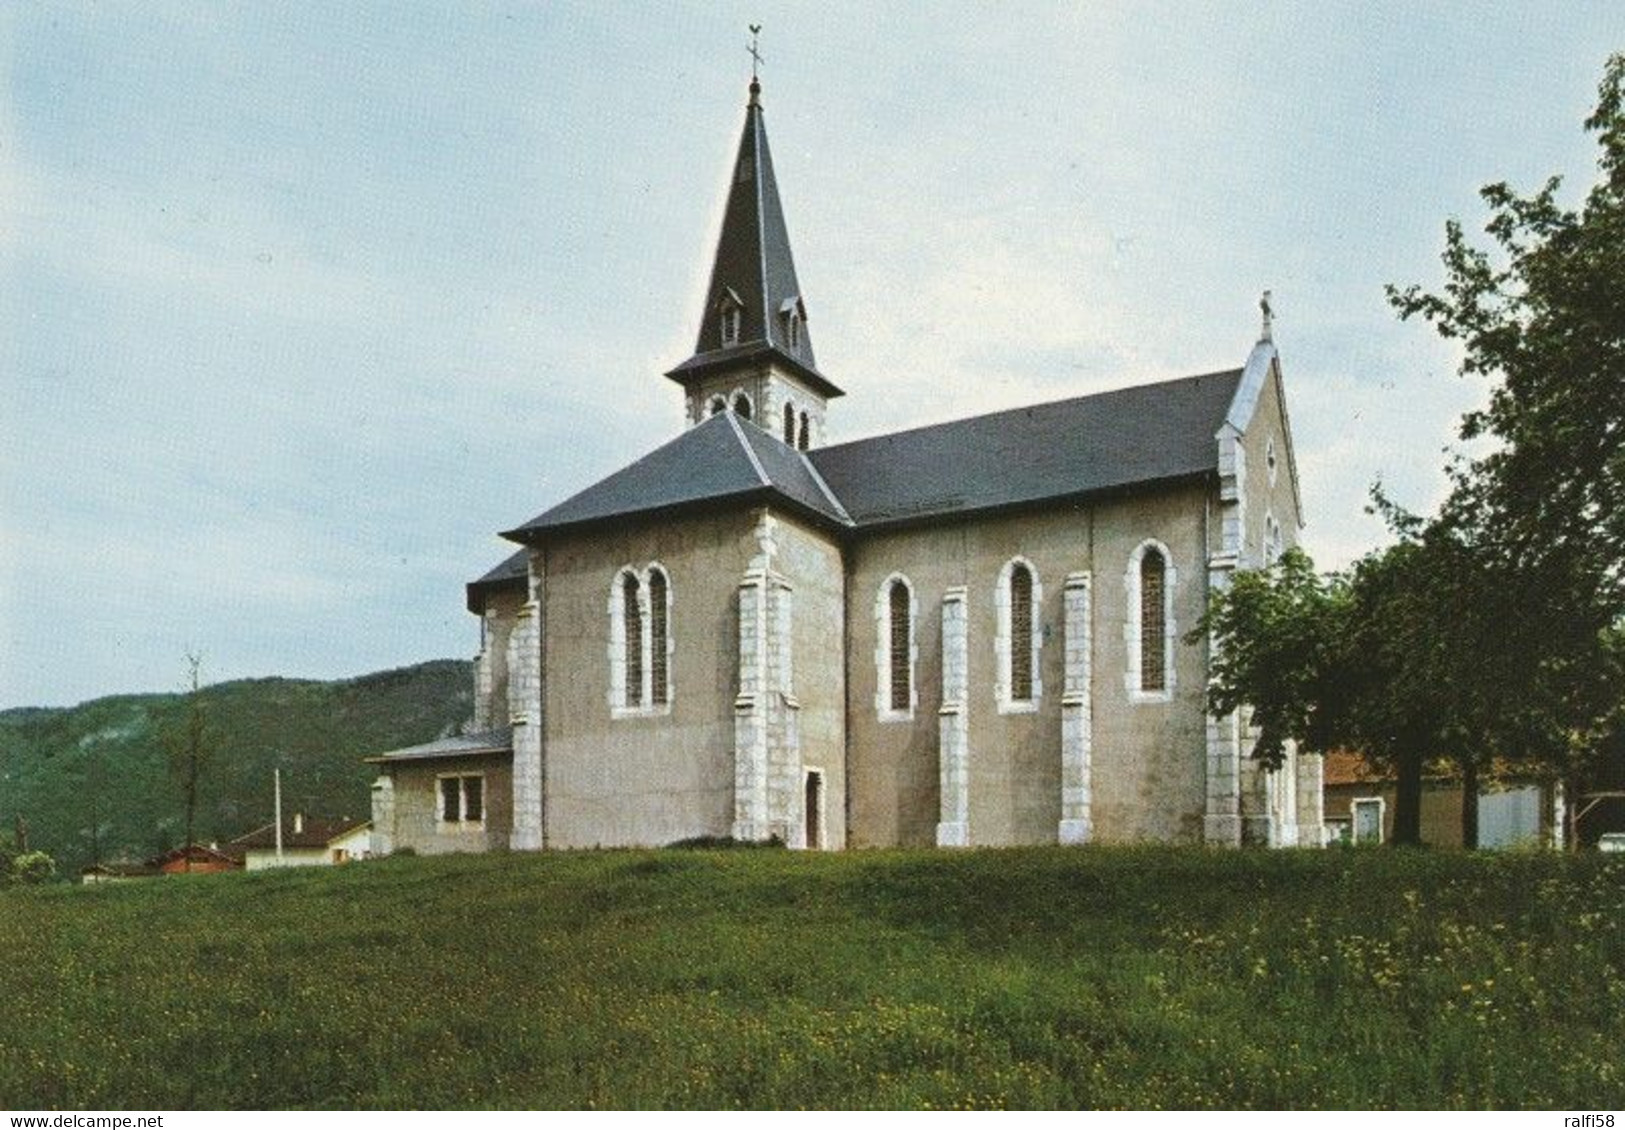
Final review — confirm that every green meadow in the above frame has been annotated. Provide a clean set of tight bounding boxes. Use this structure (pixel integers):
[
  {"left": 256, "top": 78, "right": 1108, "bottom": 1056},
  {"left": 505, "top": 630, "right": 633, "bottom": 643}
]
[{"left": 3, "top": 847, "right": 1621, "bottom": 1110}]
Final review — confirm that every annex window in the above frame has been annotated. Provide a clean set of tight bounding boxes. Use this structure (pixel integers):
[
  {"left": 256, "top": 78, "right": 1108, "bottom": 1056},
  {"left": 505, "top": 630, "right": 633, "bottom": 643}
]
[
  {"left": 798, "top": 411, "right": 810, "bottom": 451},
  {"left": 1126, "top": 540, "right": 1176, "bottom": 700},
  {"left": 875, "top": 574, "right": 916, "bottom": 720},
  {"left": 438, "top": 774, "right": 484, "bottom": 825},
  {"left": 996, "top": 557, "right": 1042, "bottom": 712},
  {"left": 649, "top": 567, "right": 670, "bottom": 707},
  {"left": 784, "top": 402, "right": 797, "bottom": 444}
]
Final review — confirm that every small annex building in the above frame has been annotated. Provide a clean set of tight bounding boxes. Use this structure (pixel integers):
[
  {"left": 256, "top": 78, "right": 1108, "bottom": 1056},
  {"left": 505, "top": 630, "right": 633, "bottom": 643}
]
[{"left": 368, "top": 75, "right": 1322, "bottom": 854}]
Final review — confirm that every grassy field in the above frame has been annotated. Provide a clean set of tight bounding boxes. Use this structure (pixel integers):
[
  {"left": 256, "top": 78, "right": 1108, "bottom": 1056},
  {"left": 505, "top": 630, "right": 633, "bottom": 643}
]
[{"left": 2, "top": 846, "right": 1621, "bottom": 1110}]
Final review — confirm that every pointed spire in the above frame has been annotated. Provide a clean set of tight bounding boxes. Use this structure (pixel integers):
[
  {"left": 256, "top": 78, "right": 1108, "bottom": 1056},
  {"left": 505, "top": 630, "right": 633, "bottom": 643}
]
[{"left": 666, "top": 68, "right": 843, "bottom": 400}]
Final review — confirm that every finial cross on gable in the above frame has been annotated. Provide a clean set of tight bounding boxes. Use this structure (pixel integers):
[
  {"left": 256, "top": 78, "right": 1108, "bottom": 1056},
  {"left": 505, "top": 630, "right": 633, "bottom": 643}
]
[{"left": 748, "top": 25, "right": 764, "bottom": 80}]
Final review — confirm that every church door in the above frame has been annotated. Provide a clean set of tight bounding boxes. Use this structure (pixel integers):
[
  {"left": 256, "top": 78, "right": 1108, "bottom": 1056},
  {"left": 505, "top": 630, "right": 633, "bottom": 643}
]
[{"left": 804, "top": 770, "right": 823, "bottom": 850}]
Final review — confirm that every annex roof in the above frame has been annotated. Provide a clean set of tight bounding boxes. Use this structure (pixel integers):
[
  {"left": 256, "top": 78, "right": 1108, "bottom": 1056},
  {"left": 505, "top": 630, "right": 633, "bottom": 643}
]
[
  {"left": 364, "top": 727, "right": 514, "bottom": 764},
  {"left": 466, "top": 548, "right": 529, "bottom": 612}
]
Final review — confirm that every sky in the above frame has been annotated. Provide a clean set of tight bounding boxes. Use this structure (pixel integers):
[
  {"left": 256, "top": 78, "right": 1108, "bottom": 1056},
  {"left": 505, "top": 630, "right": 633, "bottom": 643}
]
[{"left": 3, "top": 2, "right": 1621, "bottom": 708}]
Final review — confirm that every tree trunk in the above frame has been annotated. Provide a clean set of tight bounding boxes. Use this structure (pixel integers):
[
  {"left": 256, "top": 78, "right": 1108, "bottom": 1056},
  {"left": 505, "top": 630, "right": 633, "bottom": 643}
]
[
  {"left": 1460, "top": 760, "right": 1479, "bottom": 849},
  {"left": 1393, "top": 750, "right": 1424, "bottom": 846}
]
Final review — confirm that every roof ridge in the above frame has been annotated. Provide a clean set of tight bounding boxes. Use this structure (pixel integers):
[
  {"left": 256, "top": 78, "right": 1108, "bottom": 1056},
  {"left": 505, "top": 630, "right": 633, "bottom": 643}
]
[
  {"left": 814, "top": 367, "right": 1244, "bottom": 457},
  {"left": 726, "top": 410, "right": 773, "bottom": 488},
  {"left": 797, "top": 449, "right": 853, "bottom": 525}
]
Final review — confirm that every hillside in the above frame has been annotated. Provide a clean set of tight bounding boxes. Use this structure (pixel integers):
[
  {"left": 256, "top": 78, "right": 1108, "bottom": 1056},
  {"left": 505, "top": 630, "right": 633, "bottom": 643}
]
[
  {"left": 1, "top": 846, "right": 1621, "bottom": 1109},
  {"left": 0, "top": 659, "right": 472, "bottom": 876}
]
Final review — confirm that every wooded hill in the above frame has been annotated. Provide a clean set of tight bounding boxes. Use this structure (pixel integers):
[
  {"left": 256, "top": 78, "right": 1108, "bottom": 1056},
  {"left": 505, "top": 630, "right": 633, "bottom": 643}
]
[{"left": 0, "top": 659, "right": 471, "bottom": 877}]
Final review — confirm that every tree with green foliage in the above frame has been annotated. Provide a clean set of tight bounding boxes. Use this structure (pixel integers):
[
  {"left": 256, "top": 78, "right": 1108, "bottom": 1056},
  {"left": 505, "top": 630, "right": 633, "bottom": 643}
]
[
  {"left": 1198, "top": 540, "right": 1482, "bottom": 847},
  {"left": 1386, "top": 52, "right": 1625, "bottom": 826},
  {"left": 1203, "top": 56, "right": 1625, "bottom": 848}
]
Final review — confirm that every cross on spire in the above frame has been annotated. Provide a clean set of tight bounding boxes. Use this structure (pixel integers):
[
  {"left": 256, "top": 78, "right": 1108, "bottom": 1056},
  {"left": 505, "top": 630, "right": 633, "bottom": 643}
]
[{"left": 748, "top": 24, "right": 764, "bottom": 81}]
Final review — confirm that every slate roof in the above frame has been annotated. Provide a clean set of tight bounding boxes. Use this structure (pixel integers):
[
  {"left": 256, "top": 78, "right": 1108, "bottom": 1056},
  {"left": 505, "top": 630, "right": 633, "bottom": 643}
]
[
  {"left": 365, "top": 727, "right": 514, "bottom": 764},
  {"left": 665, "top": 80, "right": 842, "bottom": 399},
  {"left": 465, "top": 548, "right": 528, "bottom": 612},
  {"left": 229, "top": 815, "right": 370, "bottom": 852},
  {"left": 808, "top": 369, "right": 1243, "bottom": 528},
  {"left": 481, "top": 367, "right": 1244, "bottom": 572},
  {"left": 502, "top": 412, "right": 848, "bottom": 541}
]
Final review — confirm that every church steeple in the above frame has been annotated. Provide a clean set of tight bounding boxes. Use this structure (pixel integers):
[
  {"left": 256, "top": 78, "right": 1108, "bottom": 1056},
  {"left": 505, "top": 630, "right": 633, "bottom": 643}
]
[{"left": 667, "top": 66, "right": 843, "bottom": 447}]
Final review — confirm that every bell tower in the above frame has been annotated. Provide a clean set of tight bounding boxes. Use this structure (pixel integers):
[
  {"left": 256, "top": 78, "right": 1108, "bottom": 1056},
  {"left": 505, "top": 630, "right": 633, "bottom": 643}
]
[{"left": 665, "top": 66, "right": 843, "bottom": 450}]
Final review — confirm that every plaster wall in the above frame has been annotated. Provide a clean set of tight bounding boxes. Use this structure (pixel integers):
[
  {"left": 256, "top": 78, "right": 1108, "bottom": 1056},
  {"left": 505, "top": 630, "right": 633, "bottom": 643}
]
[
  {"left": 845, "top": 484, "right": 1211, "bottom": 847},
  {"left": 539, "top": 510, "right": 759, "bottom": 847},
  {"left": 386, "top": 755, "right": 513, "bottom": 854}
]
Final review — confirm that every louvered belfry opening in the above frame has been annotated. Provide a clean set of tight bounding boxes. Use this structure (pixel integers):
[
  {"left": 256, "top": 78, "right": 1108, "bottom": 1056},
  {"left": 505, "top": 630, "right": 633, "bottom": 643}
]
[
  {"left": 1140, "top": 550, "right": 1167, "bottom": 691},
  {"left": 889, "top": 580, "right": 911, "bottom": 711},
  {"left": 649, "top": 570, "right": 669, "bottom": 706},
  {"left": 1010, "top": 564, "right": 1034, "bottom": 702},
  {"left": 623, "top": 573, "right": 643, "bottom": 707}
]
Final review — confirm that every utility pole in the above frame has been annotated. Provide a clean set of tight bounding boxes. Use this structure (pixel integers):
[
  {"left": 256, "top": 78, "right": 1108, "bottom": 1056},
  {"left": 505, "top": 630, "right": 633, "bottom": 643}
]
[{"left": 274, "top": 767, "right": 284, "bottom": 863}]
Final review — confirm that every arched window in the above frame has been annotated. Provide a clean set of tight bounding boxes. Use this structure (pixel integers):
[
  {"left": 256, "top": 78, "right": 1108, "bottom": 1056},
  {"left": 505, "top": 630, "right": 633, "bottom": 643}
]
[
  {"left": 798, "top": 411, "right": 810, "bottom": 451},
  {"left": 611, "top": 564, "right": 674, "bottom": 716},
  {"left": 788, "top": 311, "right": 801, "bottom": 350},
  {"left": 1126, "top": 540, "right": 1175, "bottom": 699},
  {"left": 996, "top": 557, "right": 1042, "bottom": 711},
  {"left": 622, "top": 572, "right": 643, "bottom": 707},
  {"left": 875, "top": 574, "right": 915, "bottom": 719},
  {"left": 648, "top": 567, "right": 669, "bottom": 706},
  {"left": 1139, "top": 551, "right": 1165, "bottom": 691},
  {"left": 889, "top": 579, "right": 911, "bottom": 711},
  {"left": 784, "top": 402, "right": 796, "bottom": 444},
  {"left": 1009, "top": 563, "right": 1034, "bottom": 702},
  {"left": 732, "top": 391, "right": 753, "bottom": 421},
  {"left": 1263, "top": 513, "right": 1283, "bottom": 566},
  {"left": 708, "top": 396, "right": 726, "bottom": 418}
]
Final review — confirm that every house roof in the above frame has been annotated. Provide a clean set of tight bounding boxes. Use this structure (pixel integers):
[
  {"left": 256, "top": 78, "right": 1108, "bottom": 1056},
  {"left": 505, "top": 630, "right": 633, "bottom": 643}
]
[
  {"left": 1323, "top": 751, "right": 1379, "bottom": 787},
  {"left": 502, "top": 412, "right": 850, "bottom": 541},
  {"left": 808, "top": 369, "right": 1243, "bottom": 528},
  {"left": 365, "top": 727, "right": 514, "bottom": 764},
  {"left": 230, "top": 815, "right": 370, "bottom": 852},
  {"left": 147, "top": 843, "right": 241, "bottom": 868},
  {"left": 664, "top": 78, "right": 841, "bottom": 399}
]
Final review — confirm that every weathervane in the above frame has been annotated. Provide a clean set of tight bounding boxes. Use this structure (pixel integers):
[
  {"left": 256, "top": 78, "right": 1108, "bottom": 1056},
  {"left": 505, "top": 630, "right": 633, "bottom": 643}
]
[
  {"left": 748, "top": 24, "right": 764, "bottom": 82},
  {"left": 1259, "top": 289, "right": 1274, "bottom": 343}
]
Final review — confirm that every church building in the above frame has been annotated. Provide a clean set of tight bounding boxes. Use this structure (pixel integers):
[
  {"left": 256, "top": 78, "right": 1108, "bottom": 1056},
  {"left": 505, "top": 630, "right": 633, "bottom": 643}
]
[{"left": 367, "top": 74, "right": 1322, "bottom": 854}]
